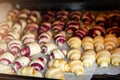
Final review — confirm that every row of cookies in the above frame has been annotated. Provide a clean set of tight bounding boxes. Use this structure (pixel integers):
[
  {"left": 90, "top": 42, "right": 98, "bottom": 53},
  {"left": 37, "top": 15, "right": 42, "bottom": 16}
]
[
  {"left": 8, "top": 9, "right": 120, "bottom": 27},
  {"left": 44, "top": 47, "right": 120, "bottom": 79},
  {"left": 0, "top": 8, "right": 46, "bottom": 79},
  {"left": 0, "top": 9, "right": 120, "bottom": 79},
  {"left": 7, "top": 9, "right": 120, "bottom": 35}
]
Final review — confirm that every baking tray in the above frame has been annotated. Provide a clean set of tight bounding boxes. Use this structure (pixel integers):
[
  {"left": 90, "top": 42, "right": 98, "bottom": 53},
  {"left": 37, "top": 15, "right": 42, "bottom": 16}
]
[
  {"left": 0, "top": 73, "right": 119, "bottom": 80},
  {"left": 0, "top": 0, "right": 120, "bottom": 80}
]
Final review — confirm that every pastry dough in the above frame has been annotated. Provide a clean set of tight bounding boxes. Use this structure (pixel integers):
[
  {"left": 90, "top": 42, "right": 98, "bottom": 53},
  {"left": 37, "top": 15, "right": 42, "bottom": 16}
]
[
  {"left": 70, "top": 11, "right": 81, "bottom": 21},
  {"left": 7, "top": 9, "right": 19, "bottom": 21},
  {"left": 13, "top": 56, "right": 30, "bottom": 72},
  {"left": 89, "top": 25, "right": 106, "bottom": 38},
  {"left": 93, "top": 36, "right": 104, "bottom": 52},
  {"left": 54, "top": 31, "right": 66, "bottom": 47},
  {"left": 96, "top": 49, "right": 111, "bottom": 67},
  {"left": 18, "top": 9, "right": 30, "bottom": 19},
  {"left": 13, "top": 19, "right": 27, "bottom": 33},
  {"left": 52, "top": 20, "right": 65, "bottom": 33},
  {"left": 95, "top": 13, "right": 107, "bottom": 26},
  {"left": 104, "top": 34, "right": 119, "bottom": 50},
  {"left": 67, "top": 37, "right": 81, "bottom": 49},
  {"left": 108, "top": 13, "right": 120, "bottom": 27},
  {"left": 0, "top": 42, "right": 8, "bottom": 55},
  {"left": 0, "top": 52, "right": 15, "bottom": 65},
  {"left": 82, "top": 36, "right": 94, "bottom": 51},
  {"left": 38, "top": 31, "right": 52, "bottom": 45},
  {"left": 17, "top": 66, "right": 42, "bottom": 77},
  {"left": 106, "top": 26, "right": 120, "bottom": 37},
  {"left": 48, "top": 59, "right": 70, "bottom": 72},
  {"left": 29, "top": 56, "right": 47, "bottom": 71},
  {"left": 74, "top": 27, "right": 89, "bottom": 39},
  {"left": 41, "top": 42, "right": 57, "bottom": 55},
  {"left": 81, "top": 49, "right": 96, "bottom": 67},
  {"left": 19, "top": 42, "right": 41, "bottom": 57},
  {"left": 4, "top": 31, "right": 20, "bottom": 43},
  {"left": 82, "top": 12, "right": 94, "bottom": 25},
  {"left": 21, "top": 32, "right": 35, "bottom": 45},
  {"left": 25, "top": 23, "right": 39, "bottom": 33},
  {"left": 0, "top": 63, "right": 14, "bottom": 74},
  {"left": 45, "top": 67, "right": 65, "bottom": 79},
  {"left": 67, "top": 49, "right": 81, "bottom": 60},
  {"left": 42, "top": 11, "right": 55, "bottom": 22},
  {"left": 39, "top": 22, "right": 51, "bottom": 33},
  {"left": 8, "top": 40, "right": 22, "bottom": 56},
  {"left": 49, "top": 48, "right": 67, "bottom": 59},
  {"left": 111, "top": 48, "right": 120, "bottom": 66},
  {"left": 56, "top": 10, "right": 68, "bottom": 21},
  {"left": 68, "top": 60, "right": 84, "bottom": 76},
  {"left": 0, "top": 20, "right": 13, "bottom": 34},
  {"left": 66, "top": 20, "right": 80, "bottom": 34},
  {"left": 28, "top": 10, "right": 41, "bottom": 23}
]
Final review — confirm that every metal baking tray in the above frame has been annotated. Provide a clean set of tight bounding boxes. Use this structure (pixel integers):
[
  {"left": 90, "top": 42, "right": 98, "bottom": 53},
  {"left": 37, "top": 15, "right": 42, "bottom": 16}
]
[{"left": 0, "top": 0, "right": 120, "bottom": 80}]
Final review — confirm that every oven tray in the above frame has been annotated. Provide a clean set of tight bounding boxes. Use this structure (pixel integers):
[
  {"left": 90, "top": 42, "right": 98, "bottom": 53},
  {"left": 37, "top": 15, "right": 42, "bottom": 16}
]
[{"left": 0, "top": 1, "right": 120, "bottom": 80}]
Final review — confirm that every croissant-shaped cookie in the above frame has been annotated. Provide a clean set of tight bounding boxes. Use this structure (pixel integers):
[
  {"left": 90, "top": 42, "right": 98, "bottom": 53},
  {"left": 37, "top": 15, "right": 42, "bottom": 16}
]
[
  {"left": 48, "top": 59, "right": 70, "bottom": 72},
  {"left": 54, "top": 31, "right": 66, "bottom": 47},
  {"left": 106, "top": 26, "right": 120, "bottom": 37},
  {"left": 96, "top": 49, "right": 111, "bottom": 67},
  {"left": 0, "top": 52, "right": 15, "bottom": 65},
  {"left": 67, "top": 49, "right": 81, "bottom": 60},
  {"left": 13, "top": 56, "right": 30, "bottom": 72},
  {"left": 41, "top": 43, "right": 57, "bottom": 55},
  {"left": 0, "top": 20, "right": 13, "bottom": 35},
  {"left": 0, "top": 42, "right": 8, "bottom": 55},
  {"left": 8, "top": 40, "right": 22, "bottom": 56},
  {"left": 65, "top": 20, "right": 80, "bottom": 34},
  {"left": 18, "top": 9, "right": 30, "bottom": 19},
  {"left": 74, "top": 27, "right": 89, "bottom": 39},
  {"left": 56, "top": 10, "right": 68, "bottom": 21},
  {"left": 19, "top": 42, "right": 41, "bottom": 57},
  {"left": 45, "top": 67, "right": 64, "bottom": 79},
  {"left": 81, "top": 49, "right": 96, "bottom": 67},
  {"left": 69, "top": 11, "right": 81, "bottom": 21},
  {"left": 29, "top": 56, "right": 47, "bottom": 71},
  {"left": 82, "top": 12, "right": 95, "bottom": 25},
  {"left": 108, "top": 13, "right": 120, "bottom": 27},
  {"left": 93, "top": 36, "right": 104, "bottom": 52},
  {"left": 17, "top": 66, "right": 43, "bottom": 77},
  {"left": 111, "top": 48, "right": 120, "bottom": 66},
  {"left": 4, "top": 31, "right": 20, "bottom": 43},
  {"left": 82, "top": 36, "right": 94, "bottom": 51},
  {"left": 68, "top": 60, "right": 84, "bottom": 76},
  {"left": 0, "top": 63, "right": 14, "bottom": 74},
  {"left": 7, "top": 9, "right": 19, "bottom": 21},
  {"left": 25, "top": 23, "right": 39, "bottom": 33},
  {"left": 21, "top": 32, "right": 36, "bottom": 45},
  {"left": 28, "top": 10, "right": 41, "bottom": 23},
  {"left": 89, "top": 25, "right": 106, "bottom": 38},
  {"left": 42, "top": 11, "right": 55, "bottom": 22},
  {"left": 104, "top": 34, "right": 119, "bottom": 50},
  {"left": 67, "top": 37, "right": 81, "bottom": 49},
  {"left": 49, "top": 48, "right": 67, "bottom": 59},
  {"left": 38, "top": 22, "right": 51, "bottom": 34},
  {"left": 13, "top": 19, "right": 27, "bottom": 33},
  {"left": 95, "top": 13, "right": 107, "bottom": 27},
  {"left": 38, "top": 31, "right": 52, "bottom": 45},
  {"left": 52, "top": 20, "right": 65, "bottom": 33}
]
